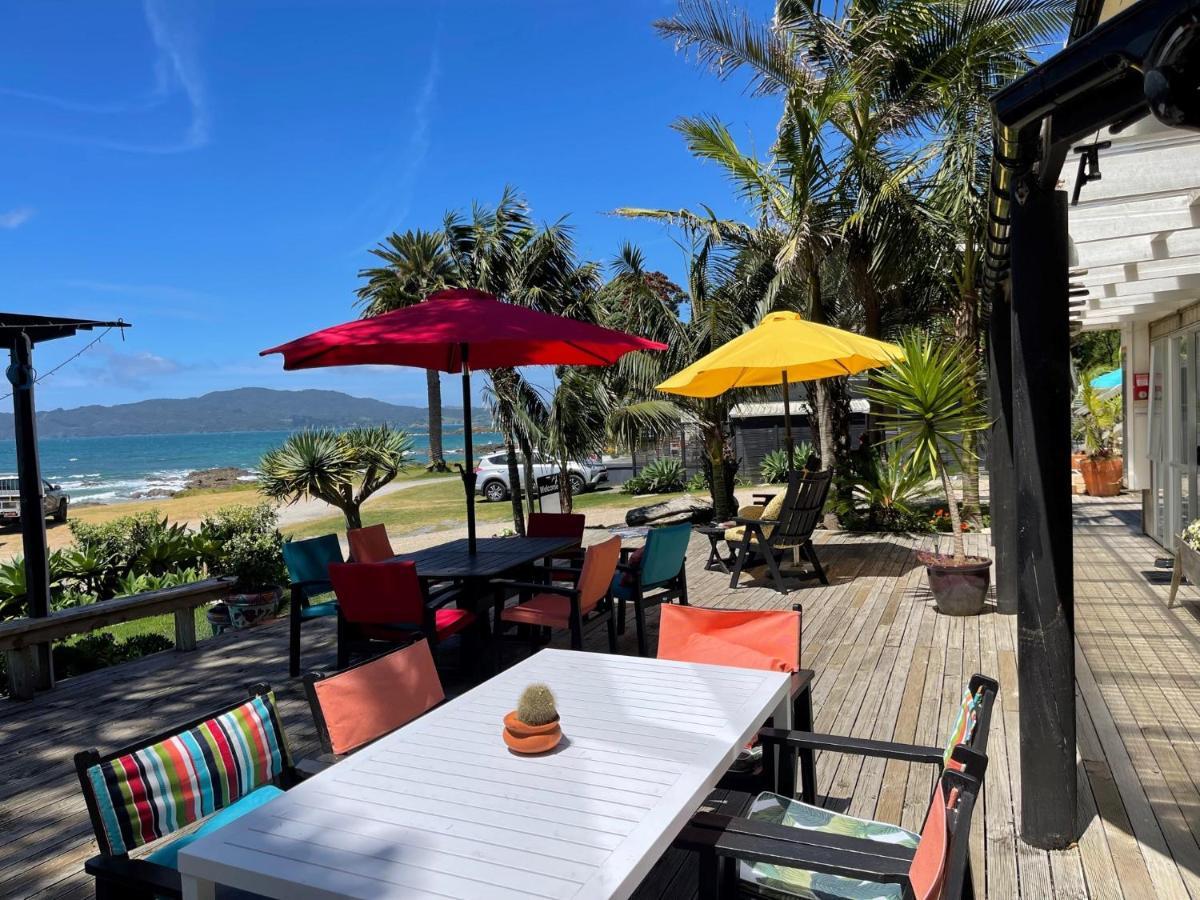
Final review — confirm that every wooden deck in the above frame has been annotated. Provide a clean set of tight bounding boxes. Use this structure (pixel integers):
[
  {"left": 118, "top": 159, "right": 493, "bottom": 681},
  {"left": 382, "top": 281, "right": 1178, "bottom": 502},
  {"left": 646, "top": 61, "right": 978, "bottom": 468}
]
[{"left": 2, "top": 494, "right": 1197, "bottom": 898}]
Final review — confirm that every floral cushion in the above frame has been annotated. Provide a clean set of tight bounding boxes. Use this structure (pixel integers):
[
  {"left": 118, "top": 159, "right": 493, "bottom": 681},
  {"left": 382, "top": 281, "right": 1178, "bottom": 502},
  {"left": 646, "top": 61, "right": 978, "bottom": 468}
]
[{"left": 739, "top": 792, "right": 919, "bottom": 900}]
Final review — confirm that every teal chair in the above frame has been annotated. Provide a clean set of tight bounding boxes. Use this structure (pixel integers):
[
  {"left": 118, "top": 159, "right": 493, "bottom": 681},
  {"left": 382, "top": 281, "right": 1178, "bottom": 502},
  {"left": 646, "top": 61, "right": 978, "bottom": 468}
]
[
  {"left": 612, "top": 522, "right": 691, "bottom": 656},
  {"left": 284, "top": 534, "right": 343, "bottom": 677}
]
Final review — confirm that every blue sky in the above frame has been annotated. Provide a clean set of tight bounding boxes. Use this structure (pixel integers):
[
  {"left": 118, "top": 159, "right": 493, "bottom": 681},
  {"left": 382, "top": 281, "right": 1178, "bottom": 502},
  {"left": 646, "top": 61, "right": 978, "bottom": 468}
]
[{"left": 0, "top": 0, "right": 779, "bottom": 413}]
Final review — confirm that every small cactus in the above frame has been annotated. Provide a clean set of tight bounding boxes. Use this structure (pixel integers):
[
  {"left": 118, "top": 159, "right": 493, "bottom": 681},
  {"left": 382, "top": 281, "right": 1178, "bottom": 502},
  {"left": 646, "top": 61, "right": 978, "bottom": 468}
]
[{"left": 516, "top": 683, "right": 558, "bottom": 726}]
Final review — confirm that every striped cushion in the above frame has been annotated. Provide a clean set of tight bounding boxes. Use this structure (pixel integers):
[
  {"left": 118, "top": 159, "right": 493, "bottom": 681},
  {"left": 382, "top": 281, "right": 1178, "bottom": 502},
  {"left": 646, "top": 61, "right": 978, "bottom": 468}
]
[
  {"left": 85, "top": 693, "right": 291, "bottom": 855},
  {"left": 943, "top": 687, "right": 981, "bottom": 766}
]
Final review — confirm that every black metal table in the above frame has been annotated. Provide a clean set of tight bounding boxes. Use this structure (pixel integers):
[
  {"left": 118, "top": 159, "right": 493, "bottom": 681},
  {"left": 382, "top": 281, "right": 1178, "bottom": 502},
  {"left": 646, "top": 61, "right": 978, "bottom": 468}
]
[
  {"left": 694, "top": 524, "right": 736, "bottom": 574},
  {"left": 391, "top": 536, "right": 579, "bottom": 581}
]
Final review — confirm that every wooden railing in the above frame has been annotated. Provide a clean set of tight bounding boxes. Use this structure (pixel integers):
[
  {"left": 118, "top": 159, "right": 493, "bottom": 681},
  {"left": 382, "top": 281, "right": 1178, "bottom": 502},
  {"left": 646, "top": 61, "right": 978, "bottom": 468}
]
[{"left": 0, "top": 576, "right": 235, "bottom": 701}]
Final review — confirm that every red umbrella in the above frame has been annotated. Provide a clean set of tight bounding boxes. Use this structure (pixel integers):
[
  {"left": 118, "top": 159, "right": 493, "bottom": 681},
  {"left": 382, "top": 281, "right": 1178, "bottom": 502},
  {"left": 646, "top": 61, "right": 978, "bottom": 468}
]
[{"left": 261, "top": 288, "right": 667, "bottom": 552}]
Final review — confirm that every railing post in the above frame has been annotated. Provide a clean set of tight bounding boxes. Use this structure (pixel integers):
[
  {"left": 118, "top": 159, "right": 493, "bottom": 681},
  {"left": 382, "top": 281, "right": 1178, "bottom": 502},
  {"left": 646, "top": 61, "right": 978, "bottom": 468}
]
[
  {"left": 174, "top": 608, "right": 197, "bottom": 651},
  {"left": 1010, "top": 180, "right": 1076, "bottom": 848}
]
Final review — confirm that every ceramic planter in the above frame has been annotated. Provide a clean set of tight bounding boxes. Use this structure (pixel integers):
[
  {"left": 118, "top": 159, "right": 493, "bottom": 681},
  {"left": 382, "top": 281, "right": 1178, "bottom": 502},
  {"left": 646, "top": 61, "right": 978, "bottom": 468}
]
[
  {"left": 224, "top": 586, "right": 283, "bottom": 630},
  {"left": 916, "top": 551, "right": 991, "bottom": 616},
  {"left": 1170, "top": 536, "right": 1200, "bottom": 608},
  {"left": 502, "top": 710, "right": 562, "bottom": 754},
  {"left": 1079, "top": 456, "right": 1123, "bottom": 497}
]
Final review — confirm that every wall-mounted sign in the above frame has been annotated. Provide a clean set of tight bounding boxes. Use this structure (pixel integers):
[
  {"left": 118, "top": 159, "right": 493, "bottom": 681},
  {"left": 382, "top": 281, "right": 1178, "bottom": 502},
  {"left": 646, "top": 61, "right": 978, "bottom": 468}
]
[{"left": 1134, "top": 372, "right": 1150, "bottom": 401}]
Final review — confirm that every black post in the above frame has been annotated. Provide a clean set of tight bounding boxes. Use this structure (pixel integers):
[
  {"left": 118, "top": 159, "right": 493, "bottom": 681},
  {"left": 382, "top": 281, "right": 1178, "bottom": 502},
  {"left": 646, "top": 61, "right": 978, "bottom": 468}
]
[
  {"left": 459, "top": 344, "right": 477, "bottom": 555},
  {"left": 987, "top": 285, "right": 1017, "bottom": 615},
  {"left": 782, "top": 371, "right": 795, "bottom": 471},
  {"left": 1010, "top": 183, "right": 1076, "bottom": 848},
  {"left": 8, "top": 333, "right": 53, "bottom": 690}
]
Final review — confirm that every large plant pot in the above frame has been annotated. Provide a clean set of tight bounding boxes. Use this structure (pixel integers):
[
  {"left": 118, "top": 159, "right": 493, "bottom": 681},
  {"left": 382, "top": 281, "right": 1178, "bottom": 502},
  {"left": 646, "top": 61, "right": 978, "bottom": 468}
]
[
  {"left": 1079, "top": 456, "right": 1123, "bottom": 497},
  {"left": 917, "top": 551, "right": 990, "bottom": 616},
  {"left": 225, "top": 586, "right": 283, "bottom": 630}
]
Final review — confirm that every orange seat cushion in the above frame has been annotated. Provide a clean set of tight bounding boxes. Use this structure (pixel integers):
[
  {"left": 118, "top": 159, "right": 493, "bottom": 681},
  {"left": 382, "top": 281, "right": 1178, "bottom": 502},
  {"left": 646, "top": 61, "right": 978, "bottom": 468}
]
[
  {"left": 500, "top": 592, "right": 601, "bottom": 629},
  {"left": 658, "top": 605, "right": 800, "bottom": 672},
  {"left": 313, "top": 640, "right": 445, "bottom": 756}
]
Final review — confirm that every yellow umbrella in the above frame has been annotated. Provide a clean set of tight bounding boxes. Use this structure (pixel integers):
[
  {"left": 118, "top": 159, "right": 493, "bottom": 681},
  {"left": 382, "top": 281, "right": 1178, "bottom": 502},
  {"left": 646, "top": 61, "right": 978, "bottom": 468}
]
[{"left": 657, "top": 311, "right": 901, "bottom": 465}]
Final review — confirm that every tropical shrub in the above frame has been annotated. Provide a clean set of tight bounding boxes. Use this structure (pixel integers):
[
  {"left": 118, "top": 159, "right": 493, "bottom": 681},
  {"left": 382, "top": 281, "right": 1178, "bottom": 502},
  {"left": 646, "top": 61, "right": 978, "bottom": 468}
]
[
  {"left": 863, "top": 333, "right": 989, "bottom": 562},
  {"left": 685, "top": 470, "right": 708, "bottom": 493},
  {"left": 199, "top": 504, "right": 286, "bottom": 592},
  {"left": 622, "top": 458, "right": 687, "bottom": 494},
  {"left": 258, "top": 426, "right": 413, "bottom": 529},
  {"left": 1076, "top": 370, "right": 1121, "bottom": 459},
  {"left": 760, "top": 444, "right": 816, "bottom": 483},
  {"left": 849, "top": 445, "right": 932, "bottom": 530},
  {"left": 68, "top": 511, "right": 196, "bottom": 599}
]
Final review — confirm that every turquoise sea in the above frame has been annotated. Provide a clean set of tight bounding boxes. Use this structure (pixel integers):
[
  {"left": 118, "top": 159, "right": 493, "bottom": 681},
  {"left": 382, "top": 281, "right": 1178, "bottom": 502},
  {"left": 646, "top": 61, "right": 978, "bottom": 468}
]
[{"left": 0, "top": 429, "right": 504, "bottom": 504}]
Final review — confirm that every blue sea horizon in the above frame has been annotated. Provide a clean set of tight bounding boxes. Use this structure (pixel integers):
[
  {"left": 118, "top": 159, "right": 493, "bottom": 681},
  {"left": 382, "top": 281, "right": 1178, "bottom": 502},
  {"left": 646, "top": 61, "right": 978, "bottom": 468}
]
[{"left": 0, "top": 429, "right": 505, "bottom": 504}]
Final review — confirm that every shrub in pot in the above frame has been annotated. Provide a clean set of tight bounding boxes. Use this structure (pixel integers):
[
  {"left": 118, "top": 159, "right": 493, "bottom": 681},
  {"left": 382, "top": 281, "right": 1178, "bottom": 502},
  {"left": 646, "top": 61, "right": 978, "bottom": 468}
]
[
  {"left": 1075, "top": 372, "right": 1123, "bottom": 497},
  {"left": 200, "top": 504, "right": 287, "bottom": 629},
  {"left": 864, "top": 333, "right": 991, "bottom": 615}
]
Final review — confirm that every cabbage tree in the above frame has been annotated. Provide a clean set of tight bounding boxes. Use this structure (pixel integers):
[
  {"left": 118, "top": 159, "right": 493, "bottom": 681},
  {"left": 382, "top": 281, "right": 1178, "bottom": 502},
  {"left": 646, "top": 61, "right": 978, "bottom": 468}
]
[
  {"left": 863, "top": 333, "right": 988, "bottom": 562},
  {"left": 258, "top": 426, "right": 413, "bottom": 530}
]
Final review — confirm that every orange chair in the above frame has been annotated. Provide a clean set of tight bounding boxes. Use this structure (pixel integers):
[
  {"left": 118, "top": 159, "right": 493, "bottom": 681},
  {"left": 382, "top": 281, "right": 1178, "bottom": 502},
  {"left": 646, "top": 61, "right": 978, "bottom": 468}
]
[
  {"left": 493, "top": 536, "right": 621, "bottom": 661},
  {"left": 303, "top": 639, "right": 444, "bottom": 760},
  {"left": 658, "top": 603, "right": 814, "bottom": 796},
  {"left": 347, "top": 523, "right": 394, "bottom": 563}
]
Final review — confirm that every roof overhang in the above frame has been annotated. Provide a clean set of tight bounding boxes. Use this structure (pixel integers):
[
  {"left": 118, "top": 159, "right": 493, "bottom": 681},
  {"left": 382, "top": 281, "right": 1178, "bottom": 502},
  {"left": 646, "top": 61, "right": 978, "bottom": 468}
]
[{"left": 0, "top": 313, "right": 130, "bottom": 349}]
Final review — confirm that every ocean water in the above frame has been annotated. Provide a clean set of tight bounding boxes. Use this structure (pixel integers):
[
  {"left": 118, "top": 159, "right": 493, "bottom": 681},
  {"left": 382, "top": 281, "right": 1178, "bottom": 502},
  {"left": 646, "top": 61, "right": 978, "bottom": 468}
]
[{"left": 0, "top": 429, "right": 505, "bottom": 504}]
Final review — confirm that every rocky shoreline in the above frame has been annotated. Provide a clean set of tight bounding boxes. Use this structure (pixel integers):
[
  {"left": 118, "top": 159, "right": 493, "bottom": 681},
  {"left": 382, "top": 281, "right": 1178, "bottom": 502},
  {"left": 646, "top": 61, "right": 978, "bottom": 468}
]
[{"left": 130, "top": 467, "right": 255, "bottom": 500}]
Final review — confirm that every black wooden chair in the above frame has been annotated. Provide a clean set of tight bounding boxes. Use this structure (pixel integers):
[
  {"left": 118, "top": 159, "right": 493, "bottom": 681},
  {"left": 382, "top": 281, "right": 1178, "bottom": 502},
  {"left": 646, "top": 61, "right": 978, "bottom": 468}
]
[
  {"left": 676, "top": 673, "right": 998, "bottom": 899},
  {"left": 682, "top": 761, "right": 985, "bottom": 900},
  {"left": 74, "top": 684, "right": 298, "bottom": 899},
  {"left": 727, "top": 470, "right": 833, "bottom": 594}
]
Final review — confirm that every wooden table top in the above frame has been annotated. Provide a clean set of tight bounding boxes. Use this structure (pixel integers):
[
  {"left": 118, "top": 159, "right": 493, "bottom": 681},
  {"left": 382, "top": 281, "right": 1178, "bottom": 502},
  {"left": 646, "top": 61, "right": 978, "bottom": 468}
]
[{"left": 390, "top": 535, "right": 581, "bottom": 579}]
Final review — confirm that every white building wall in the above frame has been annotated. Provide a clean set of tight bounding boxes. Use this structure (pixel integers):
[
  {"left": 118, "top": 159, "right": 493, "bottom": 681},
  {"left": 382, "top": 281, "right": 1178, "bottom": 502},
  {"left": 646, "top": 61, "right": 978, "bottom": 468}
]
[{"left": 1123, "top": 321, "right": 1151, "bottom": 492}]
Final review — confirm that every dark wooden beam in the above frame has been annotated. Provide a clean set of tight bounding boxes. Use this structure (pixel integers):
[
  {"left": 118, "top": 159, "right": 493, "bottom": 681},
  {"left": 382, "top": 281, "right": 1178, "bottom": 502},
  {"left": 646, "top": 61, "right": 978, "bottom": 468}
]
[
  {"left": 8, "top": 333, "right": 53, "bottom": 695},
  {"left": 1009, "top": 183, "right": 1077, "bottom": 848},
  {"left": 987, "top": 284, "right": 1017, "bottom": 616}
]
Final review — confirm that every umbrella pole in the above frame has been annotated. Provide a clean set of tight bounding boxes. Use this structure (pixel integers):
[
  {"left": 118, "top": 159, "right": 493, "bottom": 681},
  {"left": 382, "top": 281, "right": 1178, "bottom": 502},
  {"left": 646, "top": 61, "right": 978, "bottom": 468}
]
[
  {"left": 782, "top": 370, "right": 796, "bottom": 476},
  {"left": 460, "top": 344, "right": 477, "bottom": 555}
]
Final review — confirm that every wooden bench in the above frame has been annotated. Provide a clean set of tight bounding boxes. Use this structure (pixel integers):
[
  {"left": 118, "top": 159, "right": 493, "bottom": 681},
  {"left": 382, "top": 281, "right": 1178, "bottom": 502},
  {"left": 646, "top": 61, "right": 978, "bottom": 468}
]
[{"left": 0, "top": 576, "right": 235, "bottom": 701}]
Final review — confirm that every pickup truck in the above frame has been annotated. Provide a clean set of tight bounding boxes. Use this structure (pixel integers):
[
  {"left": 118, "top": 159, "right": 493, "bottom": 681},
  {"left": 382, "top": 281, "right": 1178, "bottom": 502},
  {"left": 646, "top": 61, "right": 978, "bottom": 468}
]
[{"left": 0, "top": 476, "right": 69, "bottom": 524}]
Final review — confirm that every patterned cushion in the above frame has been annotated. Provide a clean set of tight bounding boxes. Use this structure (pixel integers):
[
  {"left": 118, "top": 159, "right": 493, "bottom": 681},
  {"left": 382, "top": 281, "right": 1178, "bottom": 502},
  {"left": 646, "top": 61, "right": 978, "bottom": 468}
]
[
  {"left": 739, "top": 792, "right": 919, "bottom": 900},
  {"left": 944, "top": 687, "right": 982, "bottom": 766},
  {"left": 85, "top": 693, "right": 291, "bottom": 856}
]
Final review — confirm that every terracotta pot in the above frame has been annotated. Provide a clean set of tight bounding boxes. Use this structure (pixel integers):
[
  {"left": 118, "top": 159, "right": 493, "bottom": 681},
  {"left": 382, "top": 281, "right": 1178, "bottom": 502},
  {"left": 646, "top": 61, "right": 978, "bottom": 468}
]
[
  {"left": 1079, "top": 456, "right": 1123, "bottom": 497},
  {"left": 502, "top": 710, "right": 562, "bottom": 754},
  {"left": 225, "top": 586, "right": 283, "bottom": 630},
  {"left": 916, "top": 551, "right": 990, "bottom": 616}
]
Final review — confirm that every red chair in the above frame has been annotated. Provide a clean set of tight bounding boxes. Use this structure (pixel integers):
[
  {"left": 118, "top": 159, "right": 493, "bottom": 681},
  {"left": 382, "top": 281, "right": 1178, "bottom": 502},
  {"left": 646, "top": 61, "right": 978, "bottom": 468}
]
[
  {"left": 327, "top": 561, "right": 476, "bottom": 669},
  {"left": 304, "top": 639, "right": 444, "bottom": 760},
  {"left": 347, "top": 523, "right": 394, "bottom": 563},
  {"left": 527, "top": 512, "right": 586, "bottom": 577},
  {"left": 493, "top": 536, "right": 621, "bottom": 661}
]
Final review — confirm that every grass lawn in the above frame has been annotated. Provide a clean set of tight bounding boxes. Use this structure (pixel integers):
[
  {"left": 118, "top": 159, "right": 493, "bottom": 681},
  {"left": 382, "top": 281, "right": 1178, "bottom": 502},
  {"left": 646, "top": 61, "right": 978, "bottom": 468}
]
[{"left": 286, "top": 481, "right": 690, "bottom": 540}]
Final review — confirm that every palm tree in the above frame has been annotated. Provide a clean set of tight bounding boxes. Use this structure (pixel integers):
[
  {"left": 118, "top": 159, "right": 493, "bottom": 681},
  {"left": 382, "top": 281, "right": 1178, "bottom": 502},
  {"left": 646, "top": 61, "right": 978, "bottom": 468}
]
[
  {"left": 355, "top": 230, "right": 454, "bottom": 472},
  {"left": 258, "top": 426, "right": 413, "bottom": 530},
  {"left": 441, "top": 188, "right": 603, "bottom": 532}
]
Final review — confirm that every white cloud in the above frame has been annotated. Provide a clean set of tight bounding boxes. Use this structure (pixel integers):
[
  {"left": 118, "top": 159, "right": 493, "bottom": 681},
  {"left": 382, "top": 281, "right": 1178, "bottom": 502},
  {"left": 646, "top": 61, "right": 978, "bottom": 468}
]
[
  {"left": 0, "top": 0, "right": 209, "bottom": 154},
  {"left": 0, "top": 207, "right": 34, "bottom": 229},
  {"left": 80, "top": 348, "right": 187, "bottom": 388}
]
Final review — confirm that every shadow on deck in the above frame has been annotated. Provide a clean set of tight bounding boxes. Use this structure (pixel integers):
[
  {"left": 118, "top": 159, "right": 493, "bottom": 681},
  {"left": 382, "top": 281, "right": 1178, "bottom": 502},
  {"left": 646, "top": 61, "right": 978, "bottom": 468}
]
[{"left": 1, "top": 496, "right": 1193, "bottom": 899}]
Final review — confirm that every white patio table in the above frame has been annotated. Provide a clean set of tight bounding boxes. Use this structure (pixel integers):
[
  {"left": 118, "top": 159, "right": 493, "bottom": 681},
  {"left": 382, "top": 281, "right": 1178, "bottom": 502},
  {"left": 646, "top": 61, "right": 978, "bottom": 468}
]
[{"left": 178, "top": 648, "right": 791, "bottom": 900}]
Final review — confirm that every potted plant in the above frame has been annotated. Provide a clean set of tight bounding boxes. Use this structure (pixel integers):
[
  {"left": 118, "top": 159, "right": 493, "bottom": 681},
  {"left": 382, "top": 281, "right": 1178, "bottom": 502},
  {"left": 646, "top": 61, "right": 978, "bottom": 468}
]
[
  {"left": 1076, "top": 373, "right": 1123, "bottom": 497},
  {"left": 200, "top": 504, "right": 288, "bottom": 630},
  {"left": 503, "top": 683, "right": 562, "bottom": 754},
  {"left": 864, "top": 333, "right": 991, "bottom": 615}
]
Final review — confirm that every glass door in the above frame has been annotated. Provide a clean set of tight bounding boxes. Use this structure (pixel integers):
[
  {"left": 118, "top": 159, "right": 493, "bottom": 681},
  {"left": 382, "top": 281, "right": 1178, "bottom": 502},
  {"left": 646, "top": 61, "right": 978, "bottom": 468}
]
[{"left": 1149, "top": 338, "right": 1167, "bottom": 545}]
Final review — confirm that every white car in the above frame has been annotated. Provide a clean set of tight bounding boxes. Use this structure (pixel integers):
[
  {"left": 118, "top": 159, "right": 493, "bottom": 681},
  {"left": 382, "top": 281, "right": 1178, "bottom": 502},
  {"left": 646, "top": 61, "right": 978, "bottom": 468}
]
[
  {"left": 475, "top": 452, "right": 608, "bottom": 502},
  {"left": 0, "top": 476, "right": 69, "bottom": 524}
]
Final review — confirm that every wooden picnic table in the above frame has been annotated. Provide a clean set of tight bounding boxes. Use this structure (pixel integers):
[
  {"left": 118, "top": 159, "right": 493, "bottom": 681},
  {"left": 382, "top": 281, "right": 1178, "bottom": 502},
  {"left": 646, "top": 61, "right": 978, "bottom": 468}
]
[{"left": 178, "top": 649, "right": 792, "bottom": 900}]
